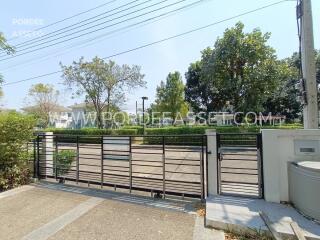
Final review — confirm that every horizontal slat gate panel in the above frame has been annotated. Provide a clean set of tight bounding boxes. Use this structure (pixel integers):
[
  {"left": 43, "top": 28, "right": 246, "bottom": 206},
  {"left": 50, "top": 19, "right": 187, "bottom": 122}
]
[
  {"left": 218, "top": 133, "right": 263, "bottom": 198},
  {"left": 36, "top": 134, "right": 206, "bottom": 199}
]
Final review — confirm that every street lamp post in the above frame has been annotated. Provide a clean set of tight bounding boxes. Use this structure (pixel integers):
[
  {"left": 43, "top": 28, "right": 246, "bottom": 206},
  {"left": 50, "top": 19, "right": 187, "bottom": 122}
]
[{"left": 142, "top": 96, "right": 148, "bottom": 135}]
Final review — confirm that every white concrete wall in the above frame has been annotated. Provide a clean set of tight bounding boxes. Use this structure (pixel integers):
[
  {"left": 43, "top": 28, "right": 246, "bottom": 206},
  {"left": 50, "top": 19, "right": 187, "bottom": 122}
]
[{"left": 261, "top": 129, "right": 320, "bottom": 203}]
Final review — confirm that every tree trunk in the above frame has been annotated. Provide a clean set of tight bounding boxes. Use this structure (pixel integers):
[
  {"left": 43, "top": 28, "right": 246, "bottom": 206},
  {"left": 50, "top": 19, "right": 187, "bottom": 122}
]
[{"left": 97, "top": 110, "right": 103, "bottom": 129}]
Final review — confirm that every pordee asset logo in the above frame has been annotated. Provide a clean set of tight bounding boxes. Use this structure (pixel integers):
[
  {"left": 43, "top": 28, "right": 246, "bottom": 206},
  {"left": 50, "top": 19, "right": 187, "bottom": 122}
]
[{"left": 49, "top": 111, "right": 283, "bottom": 127}]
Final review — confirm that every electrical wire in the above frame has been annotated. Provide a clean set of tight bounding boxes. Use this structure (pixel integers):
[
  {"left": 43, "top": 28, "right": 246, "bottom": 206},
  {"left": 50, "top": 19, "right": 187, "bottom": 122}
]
[
  {"left": 0, "top": 0, "right": 189, "bottom": 61},
  {"left": 5, "top": 0, "right": 151, "bottom": 51},
  {"left": 5, "top": 0, "right": 117, "bottom": 42},
  {"left": 2, "top": 0, "right": 291, "bottom": 87},
  {"left": 0, "top": 0, "right": 204, "bottom": 72}
]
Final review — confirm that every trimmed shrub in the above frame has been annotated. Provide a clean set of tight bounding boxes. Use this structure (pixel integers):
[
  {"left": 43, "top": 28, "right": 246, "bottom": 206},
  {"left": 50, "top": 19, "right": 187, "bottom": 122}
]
[
  {"left": 0, "top": 112, "right": 36, "bottom": 191},
  {"left": 44, "top": 128, "right": 138, "bottom": 136},
  {"left": 122, "top": 126, "right": 144, "bottom": 134},
  {"left": 53, "top": 150, "right": 76, "bottom": 176}
]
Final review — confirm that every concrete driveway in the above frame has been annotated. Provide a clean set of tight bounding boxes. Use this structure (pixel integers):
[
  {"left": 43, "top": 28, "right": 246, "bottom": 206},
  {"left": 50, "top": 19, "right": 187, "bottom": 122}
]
[{"left": 0, "top": 182, "right": 223, "bottom": 240}]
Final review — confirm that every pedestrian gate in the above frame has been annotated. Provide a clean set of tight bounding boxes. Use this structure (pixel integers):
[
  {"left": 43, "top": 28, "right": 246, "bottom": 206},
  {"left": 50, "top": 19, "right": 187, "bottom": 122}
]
[{"left": 217, "top": 133, "right": 263, "bottom": 198}]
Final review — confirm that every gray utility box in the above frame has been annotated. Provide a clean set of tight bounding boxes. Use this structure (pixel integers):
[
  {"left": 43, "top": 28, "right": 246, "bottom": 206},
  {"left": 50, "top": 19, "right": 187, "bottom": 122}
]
[{"left": 288, "top": 161, "right": 320, "bottom": 222}]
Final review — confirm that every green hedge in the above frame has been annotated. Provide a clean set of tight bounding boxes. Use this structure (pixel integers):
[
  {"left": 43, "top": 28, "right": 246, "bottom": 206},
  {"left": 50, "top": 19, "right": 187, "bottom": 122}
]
[
  {"left": 45, "top": 128, "right": 138, "bottom": 136},
  {"left": 41, "top": 124, "right": 302, "bottom": 145},
  {"left": 44, "top": 124, "right": 302, "bottom": 137},
  {"left": 145, "top": 126, "right": 245, "bottom": 135},
  {"left": 122, "top": 126, "right": 144, "bottom": 134}
]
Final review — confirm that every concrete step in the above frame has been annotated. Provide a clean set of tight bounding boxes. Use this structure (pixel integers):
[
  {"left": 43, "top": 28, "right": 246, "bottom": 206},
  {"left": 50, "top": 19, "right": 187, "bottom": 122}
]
[{"left": 206, "top": 195, "right": 320, "bottom": 240}]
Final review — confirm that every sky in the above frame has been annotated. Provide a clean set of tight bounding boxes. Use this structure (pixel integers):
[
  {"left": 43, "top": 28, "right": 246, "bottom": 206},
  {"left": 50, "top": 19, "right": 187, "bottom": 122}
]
[{"left": 0, "top": 0, "right": 319, "bottom": 112}]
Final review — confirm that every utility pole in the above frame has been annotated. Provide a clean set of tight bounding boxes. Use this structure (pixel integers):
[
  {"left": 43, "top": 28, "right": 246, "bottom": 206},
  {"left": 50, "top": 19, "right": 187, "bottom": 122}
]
[
  {"left": 135, "top": 101, "right": 138, "bottom": 125},
  {"left": 299, "top": 0, "right": 318, "bottom": 129},
  {"left": 141, "top": 96, "right": 148, "bottom": 135}
]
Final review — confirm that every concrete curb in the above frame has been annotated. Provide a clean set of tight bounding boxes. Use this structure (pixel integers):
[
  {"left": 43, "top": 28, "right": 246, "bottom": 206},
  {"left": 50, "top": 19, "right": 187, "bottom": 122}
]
[{"left": 0, "top": 185, "right": 35, "bottom": 200}]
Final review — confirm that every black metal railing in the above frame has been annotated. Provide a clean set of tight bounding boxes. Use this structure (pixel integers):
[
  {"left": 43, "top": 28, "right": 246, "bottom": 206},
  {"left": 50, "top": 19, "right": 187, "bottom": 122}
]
[
  {"left": 34, "top": 134, "right": 207, "bottom": 200},
  {"left": 217, "top": 133, "right": 263, "bottom": 198}
]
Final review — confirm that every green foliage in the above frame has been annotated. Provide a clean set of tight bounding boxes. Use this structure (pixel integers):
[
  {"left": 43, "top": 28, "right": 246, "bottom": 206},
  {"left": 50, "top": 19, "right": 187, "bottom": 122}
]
[
  {"left": 45, "top": 124, "right": 302, "bottom": 137},
  {"left": 146, "top": 124, "right": 302, "bottom": 135},
  {"left": 0, "top": 32, "right": 15, "bottom": 99},
  {"left": 0, "top": 32, "right": 15, "bottom": 55},
  {"left": 0, "top": 165, "right": 31, "bottom": 191},
  {"left": 60, "top": 57, "right": 145, "bottom": 128},
  {"left": 185, "top": 48, "right": 215, "bottom": 112},
  {"left": 24, "top": 83, "right": 60, "bottom": 128},
  {"left": 45, "top": 128, "right": 138, "bottom": 136},
  {"left": 152, "top": 71, "right": 189, "bottom": 122},
  {"left": 185, "top": 22, "right": 295, "bottom": 116},
  {"left": 122, "top": 126, "right": 144, "bottom": 134},
  {"left": 54, "top": 150, "right": 76, "bottom": 176},
  {"left": 0, "top": 112, "right": 36, "bottom": 191}
]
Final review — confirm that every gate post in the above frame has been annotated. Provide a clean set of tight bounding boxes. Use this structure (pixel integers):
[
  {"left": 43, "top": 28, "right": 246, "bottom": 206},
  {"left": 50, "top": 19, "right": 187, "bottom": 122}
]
[
  {"left": 206, "top": 129, "right": 218, "bottom": 196},
  {"left": 41, "top": 132, "right": 54, "bottom": 178}
]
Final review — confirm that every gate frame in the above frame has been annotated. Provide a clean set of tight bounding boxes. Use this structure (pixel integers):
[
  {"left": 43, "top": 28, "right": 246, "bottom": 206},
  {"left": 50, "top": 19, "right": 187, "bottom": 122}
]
[
  {"left": 34, "top": 133, "right": 207, "bottom": 200},
  {"left": 216, "top": 132, "right": 264, "bottom": 199}
]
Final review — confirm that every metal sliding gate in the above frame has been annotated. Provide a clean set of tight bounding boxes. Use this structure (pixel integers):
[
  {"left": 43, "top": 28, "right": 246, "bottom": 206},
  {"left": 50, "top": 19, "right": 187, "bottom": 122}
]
[
  {"left": 34, "top": 134, "right": 207, "bottom": 200},
  {"left": 217, "top": 133, "right": 263, "bottom": 198}
]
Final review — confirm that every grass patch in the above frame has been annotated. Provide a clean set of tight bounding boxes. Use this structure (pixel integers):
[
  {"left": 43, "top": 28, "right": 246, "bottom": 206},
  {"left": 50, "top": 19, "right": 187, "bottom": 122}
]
[{"left": 224, "top": 230, "right": 272, "bottom": 240}]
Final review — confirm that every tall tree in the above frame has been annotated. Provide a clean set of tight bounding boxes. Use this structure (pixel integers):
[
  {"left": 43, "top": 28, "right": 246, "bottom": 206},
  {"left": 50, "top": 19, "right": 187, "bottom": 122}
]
[
  {"left": 0, "top": 32, "right": 15, "bottom": 97},
  {"left": 24, "top": 83, "right": 60, "bottom": 127},
  {"left": 205, "top": 22, "right": 281, "bottom": 112},
  {"left": 186, "top": 22, "right": 283, "bottom": 114},
  {"left": 185, "top": 47, "right": 226, "bottom": 113},
  {"left": 60, "top": 57, "right": 145, "bottom": 128},
  {"left": 264, "top": 50, "right": 320, "bottom": 121},
  {"left": 263, "top": 60, "right": 302, "bottom": 121},
  {"left": 153, "top": 71, "right": 189, "bottom": 123}
]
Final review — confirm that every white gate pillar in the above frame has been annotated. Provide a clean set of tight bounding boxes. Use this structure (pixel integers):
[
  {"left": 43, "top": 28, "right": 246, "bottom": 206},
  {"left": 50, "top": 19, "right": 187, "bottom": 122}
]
[
  {"left": 206, "top": 129, "right": 218, "bottom": 196},
  {"left": 41, "top": 132, "right": 54, "bottom": 177}
]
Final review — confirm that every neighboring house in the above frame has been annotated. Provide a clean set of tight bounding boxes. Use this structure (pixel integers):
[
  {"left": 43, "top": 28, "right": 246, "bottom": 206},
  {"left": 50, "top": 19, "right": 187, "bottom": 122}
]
[
  {"left": 69, "top": 103, "right": 96, "bottom": 129},
  {"left": 21, "top": 104, "right": 72, "bottom": 128}
]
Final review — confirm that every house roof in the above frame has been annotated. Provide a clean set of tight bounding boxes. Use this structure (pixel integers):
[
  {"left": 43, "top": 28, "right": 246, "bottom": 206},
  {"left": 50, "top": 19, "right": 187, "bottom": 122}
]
[
  {"left": 21, "top": 104, "right": 71, "bottom": 113},
  {"left": 68, "top": 102, "right": 94, "bottom": 109}
]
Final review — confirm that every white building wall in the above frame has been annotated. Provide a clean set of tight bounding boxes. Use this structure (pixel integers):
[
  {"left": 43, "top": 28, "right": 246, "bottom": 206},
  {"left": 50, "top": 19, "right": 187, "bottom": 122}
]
[{"left": 261, "top": 129, "right": 320, "bottom": 203}]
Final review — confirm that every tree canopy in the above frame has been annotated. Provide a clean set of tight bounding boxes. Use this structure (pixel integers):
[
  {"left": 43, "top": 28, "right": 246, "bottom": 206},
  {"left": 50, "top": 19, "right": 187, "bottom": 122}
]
[
  {"left": 152, "top": 71, "right": 189, "bottom": 123},
  {"left": 60, "top": 57, "right": 145, "bottom": 128},
  {"left": 185, "top": 22, "right": 307, "bottom": 122},
  {"left": 24, "top": 83, "right": 60, "bottom": 128},
  {"left": 0, "top": 32, "right": 15, "bottom": 97}
]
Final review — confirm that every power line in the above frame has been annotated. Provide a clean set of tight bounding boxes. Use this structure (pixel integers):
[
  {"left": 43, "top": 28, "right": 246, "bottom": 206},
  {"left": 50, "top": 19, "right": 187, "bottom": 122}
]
[
  {"left": 0, "top": 0, "right": 189, "bottom": 61},
  {"left": 0, "top": 0, "right": 203, "bottom": 72},
  {"left": 3, "top": 70, "right": 62, "bottom": 86},
  {"left": 6, "top": 0, "right": 148, "bottom": 51},
  {"left": 2, "top": 0, "right": 291, "bottom": 87},
  {"left": 6, "top": 0, "right": 117, "bottom": 42},
  {"left": 0, "top": 0, "right": 167, "bottom": 57}
]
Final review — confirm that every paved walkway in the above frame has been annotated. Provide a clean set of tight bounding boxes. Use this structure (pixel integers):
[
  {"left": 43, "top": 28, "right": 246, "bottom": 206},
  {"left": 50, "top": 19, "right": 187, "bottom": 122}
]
[
  {"left": 206, "top": 195, "right": 320, "bottom": 240},
  {"left": 0, "top": 183, "right": 224, "bottom": 240}
]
